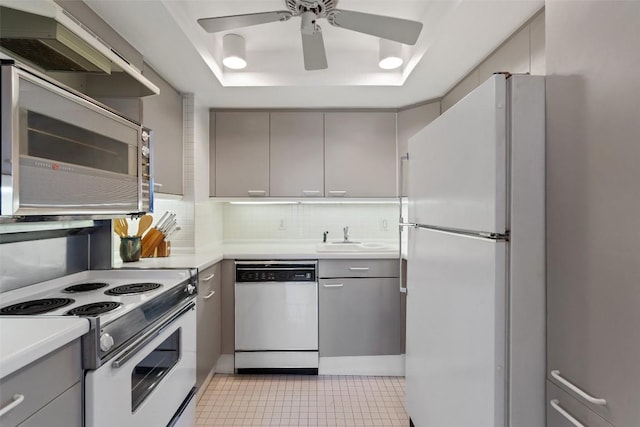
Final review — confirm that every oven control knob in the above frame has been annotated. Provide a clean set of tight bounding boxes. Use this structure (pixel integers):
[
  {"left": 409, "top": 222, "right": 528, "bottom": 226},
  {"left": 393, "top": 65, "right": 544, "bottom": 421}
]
[
  {"left": 141, "top": 145, "right": 150, "bottom": 157},
  {"left": 100, "top": 333, "right": 115, "bottom": 352},
  {"left": 186, "top": 284, "right": 196, "bottom": 295}
]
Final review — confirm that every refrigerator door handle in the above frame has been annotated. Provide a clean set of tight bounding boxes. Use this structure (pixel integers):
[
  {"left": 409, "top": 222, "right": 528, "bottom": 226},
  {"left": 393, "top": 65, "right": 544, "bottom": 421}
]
[{"left": 399, "top": 154, "right": 409, "bottom": 294}]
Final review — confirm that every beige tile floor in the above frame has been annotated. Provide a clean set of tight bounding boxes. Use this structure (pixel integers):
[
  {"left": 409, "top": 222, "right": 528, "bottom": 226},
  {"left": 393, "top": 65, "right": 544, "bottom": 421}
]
[{"left": 196, "top": 374, "right": 409, "bottom": 426}]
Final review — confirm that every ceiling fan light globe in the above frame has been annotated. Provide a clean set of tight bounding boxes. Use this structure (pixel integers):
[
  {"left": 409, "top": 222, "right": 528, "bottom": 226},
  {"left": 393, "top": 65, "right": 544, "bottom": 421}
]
[{"left": 223, "top": 56, "right": 247, "bottom": 69}]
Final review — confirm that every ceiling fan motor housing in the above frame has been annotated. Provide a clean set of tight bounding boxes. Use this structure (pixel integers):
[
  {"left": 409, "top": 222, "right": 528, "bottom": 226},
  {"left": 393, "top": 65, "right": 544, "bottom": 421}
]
[{"left": 285, "top": 0, "right": 338, "bottom": 18}]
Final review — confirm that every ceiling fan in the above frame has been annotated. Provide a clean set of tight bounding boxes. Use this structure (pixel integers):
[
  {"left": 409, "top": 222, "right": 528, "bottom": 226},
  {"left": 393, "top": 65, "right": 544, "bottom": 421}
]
[{"left": 197, "top": 0, "right": 423, "bottom": 71}]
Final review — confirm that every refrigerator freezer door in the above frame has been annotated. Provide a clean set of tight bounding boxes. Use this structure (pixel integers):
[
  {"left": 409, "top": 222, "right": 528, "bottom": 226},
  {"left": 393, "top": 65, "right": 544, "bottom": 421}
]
[
  {"left": 405, "top": 227, "right": 507, "bottom": 427},
  {"left": 408, "top": 74, "right": 507, "bottom": 234}
]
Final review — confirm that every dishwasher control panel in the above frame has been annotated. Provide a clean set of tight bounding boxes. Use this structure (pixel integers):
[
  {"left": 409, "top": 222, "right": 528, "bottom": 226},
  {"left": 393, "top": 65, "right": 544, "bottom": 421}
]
[{"left": 235, "top": 261, "right": 317, "bottom": 282}]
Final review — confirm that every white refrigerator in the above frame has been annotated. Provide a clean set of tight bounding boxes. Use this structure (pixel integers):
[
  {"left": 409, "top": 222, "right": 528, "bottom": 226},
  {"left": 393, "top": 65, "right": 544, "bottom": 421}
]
[{"left": 404, "top": 74, "right": 546, "bottom": 427}]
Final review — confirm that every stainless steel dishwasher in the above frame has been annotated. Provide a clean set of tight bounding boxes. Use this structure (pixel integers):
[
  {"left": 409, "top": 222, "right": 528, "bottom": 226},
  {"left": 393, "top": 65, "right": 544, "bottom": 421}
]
[{"left": 234, "top": 261, "right": 318, "bottom": 374}]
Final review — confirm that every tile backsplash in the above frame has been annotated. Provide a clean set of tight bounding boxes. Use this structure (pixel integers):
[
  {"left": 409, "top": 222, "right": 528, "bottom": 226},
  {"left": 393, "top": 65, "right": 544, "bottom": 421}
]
[{"left": 222, "top": 203, "right": 399, "bottom": 242}]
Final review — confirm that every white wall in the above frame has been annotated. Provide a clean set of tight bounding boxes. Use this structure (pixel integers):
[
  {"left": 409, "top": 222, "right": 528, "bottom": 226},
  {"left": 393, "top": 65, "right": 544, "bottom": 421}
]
[
  {"left": 222, "top": 204, "right": 399, "bottom": 242},
  {"left": 441, "top": 9, "right": 545, "bottom": 112}
]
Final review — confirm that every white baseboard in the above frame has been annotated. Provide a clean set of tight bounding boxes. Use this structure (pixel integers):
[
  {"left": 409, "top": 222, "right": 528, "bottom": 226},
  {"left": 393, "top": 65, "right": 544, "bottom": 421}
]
[
  {"left": 196, "top": 368, "right": 216, "bottom": 403},
  {"left": 215, "top": 354, "right": 235, "bottom": 374},
  {"left": 319, "top": 355, "right": 405, "bottom": 376}
]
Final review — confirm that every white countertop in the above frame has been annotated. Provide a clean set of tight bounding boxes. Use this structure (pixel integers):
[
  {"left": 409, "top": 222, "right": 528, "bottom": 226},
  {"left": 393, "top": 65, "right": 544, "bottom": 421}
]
[
  {"left": 0, "top": 316, "right": 90, "bottom": 379},
  {"left": 112, "top": 241, "right": 400, "bottom": 270}
]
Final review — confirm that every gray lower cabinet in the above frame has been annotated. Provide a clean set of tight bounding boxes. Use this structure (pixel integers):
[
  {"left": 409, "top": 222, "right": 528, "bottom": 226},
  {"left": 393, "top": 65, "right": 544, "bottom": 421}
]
[
  {"left": 318, "top": 259, "right": 401, "bottom": 357},
  {"left": 196, "top": 262, "right": 221, "bottom": 390},
  {"left": 547, "top": 381, "right": 614, "bottom": 427},
  {"left": 0, "top": 340, "right": 82, "bottom": 427}
]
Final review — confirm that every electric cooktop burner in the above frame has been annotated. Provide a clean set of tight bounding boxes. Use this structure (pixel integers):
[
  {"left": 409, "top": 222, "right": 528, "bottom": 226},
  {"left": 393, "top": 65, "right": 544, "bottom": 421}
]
[
  {"left": 63, "top": 282, "right": 109, "bottom": 293},
  {"left": 66, "top": 302, "right": 122, "bottom": 316},
  {"left": 104, "top": 282, "right": 162, "bottom": 296},
  {"left": 0, "top": 298, "right": 75, "bottom": 315}
]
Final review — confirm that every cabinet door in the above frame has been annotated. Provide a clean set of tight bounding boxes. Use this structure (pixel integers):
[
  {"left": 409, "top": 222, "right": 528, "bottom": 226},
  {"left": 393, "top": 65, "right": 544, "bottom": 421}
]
[
  {"left": 215, "top": 112, "right": 269, "bottom": 197},
  {"left": 324, "top": 112, "right": 397, "bottom": 197},
  {"left": 546, "top": 3, "right": 640, "bottom": 426},
  {"left": 319, "top": 277, "right": 401, "bottom": 357},
  {"left": 142, "top": 64, "right": 183, "bottom": 195},
  {"left": 270, "top": 112, "right": 324, "bottom": 197},
  {"left": 196, "top": 263, "right": 221, "bottom": 390}
]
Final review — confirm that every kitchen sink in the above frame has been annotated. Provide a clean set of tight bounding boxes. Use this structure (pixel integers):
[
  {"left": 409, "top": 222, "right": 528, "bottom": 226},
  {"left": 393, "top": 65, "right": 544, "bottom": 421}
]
[{"left": 316, "top": 242, "right": 392, "bottom": 252}]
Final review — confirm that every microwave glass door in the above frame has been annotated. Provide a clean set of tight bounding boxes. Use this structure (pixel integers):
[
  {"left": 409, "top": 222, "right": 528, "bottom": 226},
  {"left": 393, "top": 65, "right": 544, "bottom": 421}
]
[{"left": 18, "top": 77, "right": 139, "bottom": 177}]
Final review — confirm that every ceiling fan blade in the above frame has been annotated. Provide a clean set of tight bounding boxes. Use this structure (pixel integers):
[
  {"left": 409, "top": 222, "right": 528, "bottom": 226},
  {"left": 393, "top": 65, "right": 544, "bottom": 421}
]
[
  {"left": 328, "top": 9, "right": 423, "bottom": 45},
  {"left": 301, "top": 29, "right": 328, "bottom": 71},
  {"left": 197, "top": 11, "right": 292, "bottom": 33}
]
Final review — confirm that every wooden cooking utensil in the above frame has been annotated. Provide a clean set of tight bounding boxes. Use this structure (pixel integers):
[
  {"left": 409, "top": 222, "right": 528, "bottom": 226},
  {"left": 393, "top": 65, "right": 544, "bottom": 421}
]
[
  {"left": 115, "top": 218, "right": 128, "bottom": 237},
  {"left": 113, "top": 218, "right": 126, "bottom": 237},
  {"left": 136, "top": 215, "right": 153, "bottom": 237}
]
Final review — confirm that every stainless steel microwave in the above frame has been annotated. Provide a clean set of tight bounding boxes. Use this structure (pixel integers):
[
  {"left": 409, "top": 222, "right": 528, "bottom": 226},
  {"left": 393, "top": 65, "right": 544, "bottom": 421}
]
[{"left": 1, "top": 61, "right": 153, "bottom": 217}]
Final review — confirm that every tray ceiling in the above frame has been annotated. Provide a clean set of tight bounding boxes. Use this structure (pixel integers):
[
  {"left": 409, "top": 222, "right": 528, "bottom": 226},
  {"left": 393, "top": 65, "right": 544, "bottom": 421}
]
[{"left": 85, "top": 0, "right": 543, "bottom": 108}]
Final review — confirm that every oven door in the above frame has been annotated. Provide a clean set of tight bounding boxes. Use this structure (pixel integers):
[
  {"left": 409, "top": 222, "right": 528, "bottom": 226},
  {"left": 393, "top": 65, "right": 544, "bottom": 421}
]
[{"left": 85, "top": 303, "right": 196, "bottom": 427}]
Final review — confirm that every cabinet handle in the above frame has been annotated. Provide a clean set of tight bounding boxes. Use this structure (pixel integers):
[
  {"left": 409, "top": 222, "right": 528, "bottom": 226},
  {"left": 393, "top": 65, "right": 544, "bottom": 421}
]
[
  {"left": 248, "top": 190, "right": 266, "bottom": 197},
  {"left": 550, "top": 370, "right": 607, "bottom": 406},
  {"left": 302, "top": 190, "right": 321, "bottom": 196},
  {"left": 328, "top": 190, "right": 347, "bottom": 197},
  {"left": 323, "top": 283, "right": 344, "bottom": 288},
  {"left": 348, "top": 267, "right": 370, "bottom": 271},
  {"left": 549, "top": 400, "right": 585, "bottom": 427},
  {"left": 0, "top": 394, "right": 25, "bottom": 417},
  {"left": 202, "top": 274, "right": 215, "bottom": 282},
  {"left": 203, "top": 290, "right": 216, "bottom": 300}
]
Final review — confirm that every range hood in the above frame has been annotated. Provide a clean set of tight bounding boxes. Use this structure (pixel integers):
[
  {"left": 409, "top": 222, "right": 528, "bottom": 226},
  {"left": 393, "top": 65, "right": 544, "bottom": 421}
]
[{"left": 0, "top": 1, "right": 159, "bottom": 97}]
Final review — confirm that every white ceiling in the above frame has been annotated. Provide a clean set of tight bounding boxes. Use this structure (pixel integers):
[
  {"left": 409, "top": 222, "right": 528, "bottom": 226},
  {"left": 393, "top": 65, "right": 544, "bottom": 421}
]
[{"left": 85, "top": 0, "right": 543, "bottom": 108}]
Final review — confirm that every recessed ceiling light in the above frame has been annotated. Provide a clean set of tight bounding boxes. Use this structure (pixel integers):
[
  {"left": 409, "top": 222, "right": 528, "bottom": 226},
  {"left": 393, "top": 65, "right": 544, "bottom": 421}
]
[
  {"left": 378, "top": 39, "right": 403, "bottom": 70},
  {"left": 223, "top": 34, "right": 247, "bottom": 70}
]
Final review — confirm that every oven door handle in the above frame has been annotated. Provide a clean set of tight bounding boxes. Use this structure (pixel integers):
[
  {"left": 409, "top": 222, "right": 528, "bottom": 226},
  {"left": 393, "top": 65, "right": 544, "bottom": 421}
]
[{"left": 111, "top": 301, "right": 195, "bottom": 369}]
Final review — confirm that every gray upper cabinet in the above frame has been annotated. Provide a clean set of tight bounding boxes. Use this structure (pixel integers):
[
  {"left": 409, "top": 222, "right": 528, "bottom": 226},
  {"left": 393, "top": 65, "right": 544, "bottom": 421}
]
[
  {"left": 215, "top": 112, "right": 270, "bottom": 197},
  {"left": 142, "top": 64, "right": 183, "bottom": 195},
  {"left": 270, "top": 112, "right": 324, "bottom": 197},
  {"left": 324, "top": 112, "right": 397, "bottom": 197}
]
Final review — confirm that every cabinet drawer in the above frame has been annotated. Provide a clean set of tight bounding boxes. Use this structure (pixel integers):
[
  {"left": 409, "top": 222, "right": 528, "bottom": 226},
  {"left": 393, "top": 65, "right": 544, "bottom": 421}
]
[
  {"left": 18, "top": 382, "right": 81, "bottom": 427},
  {"left": 319, "top": 259, "right": 399, "bottom": 278},
  {"left": 547, "top": 381, "right": 614, "bottom": 427},
  {"left": 0, "top": 340, "right": 81, "bottom": 427}
]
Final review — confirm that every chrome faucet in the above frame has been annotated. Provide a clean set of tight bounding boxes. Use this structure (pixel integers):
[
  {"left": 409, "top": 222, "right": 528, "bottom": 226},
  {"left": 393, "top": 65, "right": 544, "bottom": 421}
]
[
  {"left": 323, "top": 231, "right": 329, "bottom": 243},
  {"left": 343, "top": 226, "right": 350, "bottom": 242}
]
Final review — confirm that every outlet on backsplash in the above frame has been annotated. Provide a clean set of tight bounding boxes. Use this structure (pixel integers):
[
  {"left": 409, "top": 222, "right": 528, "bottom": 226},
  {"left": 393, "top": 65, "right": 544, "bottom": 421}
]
[
  {"left": 381, "top": 219, "right": 389, "bottom": 231},
  {"left": 278, "top": 218, "right": 287, "bottom": 230}
]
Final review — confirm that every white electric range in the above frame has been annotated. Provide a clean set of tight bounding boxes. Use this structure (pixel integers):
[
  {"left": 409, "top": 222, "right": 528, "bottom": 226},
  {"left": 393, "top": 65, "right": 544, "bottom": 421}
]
[{"left": 0, "top": 268, "right": 198, "bottom": 427}]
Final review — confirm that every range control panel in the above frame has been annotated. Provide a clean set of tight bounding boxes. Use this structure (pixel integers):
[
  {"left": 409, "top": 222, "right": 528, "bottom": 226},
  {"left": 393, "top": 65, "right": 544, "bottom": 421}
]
[{"left": 236, "top": 262, "right": 317, "bottom": 282}]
